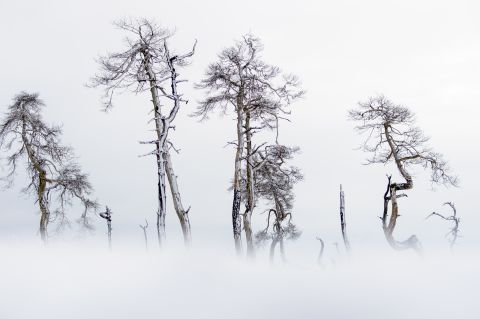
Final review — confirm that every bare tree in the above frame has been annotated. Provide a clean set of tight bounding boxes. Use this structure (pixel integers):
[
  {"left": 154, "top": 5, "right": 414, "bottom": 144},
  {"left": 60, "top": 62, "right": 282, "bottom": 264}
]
[
  {"left": 139, "top": 219, "right": 149, "bottom": 250},
  {"left": 195, "top": 34, "right": 303, "bottom": 255},
  {"left": 426, "top": 202, "right": 460, "bottom": 250},
  {"left": 339, "top": 184, "right": 351, "bottom": 252},
  {"left": 99, "top": 206, "right": 112, "bottom": 250},
  {"left": 349, "top": 95, "right": 458, "bottom": 252},
  {"left": 89, "top": 18, "right": 195, "bottom": 246},
  {"left": 253, "top": 145, "right": 303, "bottom": 263},
  {"left": 0, "top": 92, "right": 97, "bottom": 242}
]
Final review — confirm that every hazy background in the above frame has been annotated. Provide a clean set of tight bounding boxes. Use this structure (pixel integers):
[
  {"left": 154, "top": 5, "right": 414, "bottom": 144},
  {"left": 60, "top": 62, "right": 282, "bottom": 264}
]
[
  {"left": 1, "top": 1, "right": 479, "bottom": 318},
  {"left": 0, "top": 0, "right": 479, "bottom": 256}
]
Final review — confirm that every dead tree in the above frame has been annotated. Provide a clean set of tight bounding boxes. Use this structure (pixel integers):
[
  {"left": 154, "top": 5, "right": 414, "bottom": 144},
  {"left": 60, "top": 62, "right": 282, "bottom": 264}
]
[
  {"left": 0, "top": 92, "right": 98, "bottom": 242},
  {"left": 426, "top": 202, "right": 460, "bottom": 250},
  {"left": 99, "top": 206, "right": 112, "bottom": 250},
  {"left": 139, "top": 219, "right": 149, "bottom": 250},
  {"left": 89, "top": 18, "right": 195, "bottom": 246},
  {"left": 316, "top": 237, "right": 325, "bottom": 266},
  {"left": 195, "top": 35, "right": 303, "bottom": 255},
  {"left": 339, "top": 184, "right": 351, "bottom": 252},
  {"left": 349, "top": 96, "right": 458, "bottom": 252},
  {"left": 253, "top": 145, "right": 303, "bottom": 263}
]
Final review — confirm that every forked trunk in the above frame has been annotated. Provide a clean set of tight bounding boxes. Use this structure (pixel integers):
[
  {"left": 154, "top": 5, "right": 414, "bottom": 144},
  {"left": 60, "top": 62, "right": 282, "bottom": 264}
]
[
  {"left": 141, "top": 226, "right": 148, "bottom": 251},
  {"left": 382, "top": 177, "right": 421, "bottom": 252}
]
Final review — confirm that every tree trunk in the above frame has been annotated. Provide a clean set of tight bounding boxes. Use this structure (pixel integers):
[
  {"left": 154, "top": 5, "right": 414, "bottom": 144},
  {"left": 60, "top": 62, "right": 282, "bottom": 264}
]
[
  {"left": 279, "top": 237, "right": 286, "bottom": 262},
  {"left": 155, "top": 141, "right": 167, "bottom": 246},
  {"left": 38, "top": 171, "right": 49, "bottom": 243},
  {"left": 339, "top": 184, "right": 350, "bottom": 252},
  {"left": 316, "top": 237, "right": 325, "bottom": 266},
  {"left": 269, "top": 236, "right": 278, "bottom": 263},
  {"left": 382, "top": 178, "right": 421, "bottom": 252},
  {"left": 381, "top": 126, "right": 420, "bottom": 252},
  {"left": 142, "top": 52, "right": 168, "bottom": 247},
  {"left": 162, "top": 52, "right": 193, "bottom": 247},
  {"left": 231, "top": 97, "right": 245, "bottom": 254},
  {"left": 142, "top": 228, "right": 148, "bottom": 251},
  {"left": 107, "top": 220, "right": 112, "bottom": 250},
  {"left": 21, "top": 116, "right": 49, "bottom": 243},
  {"left": 164, "top": 150, "right": 192, "bottom": 245},
  {"left": 243, "top": 111, "right": 255, "bottom": 257}
]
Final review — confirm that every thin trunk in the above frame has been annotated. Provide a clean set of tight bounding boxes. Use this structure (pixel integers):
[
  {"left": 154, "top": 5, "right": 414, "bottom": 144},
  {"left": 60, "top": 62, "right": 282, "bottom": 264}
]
[
  {"left": 316, "top": 237, "right": 325, "bottom": 266},
  {"left": 38, "top": 172, "right": 48, "bottom": 243},
  {"left": 21, "top": 113, "right": 49, "bottom": 243},
  {"left": 155, "top": 141, "right": 167, "bottom": 246},
  {"left": 269, "top": 236, "right": 278, "bottom": 263},
  {"left": 142, "top": 228, "right": 148, "bottom": 251},
  {"left": 231, "top": 94, "right": 245, "bottom": 254},
  {"left": 100, "top": 208, "right": 113, "bottom": 250},
  {"left": 163, "top": 51, "right": 192, "bottom": 246},
  {"left": 243, "top": 111, "right": 255, "bottom": 257},
  {"left": 165, "top": 150, "right": 192, "bottom": 245},
  {"left": 381, "top": 125, "right": 420, "bottom": 252},
  {"left": 142, "top": 51, "right": 168, "bottom": 247},
  {"left": 107, "top": 220, "right": 112, "bottom": 250},
  {"left": 279, "top": 237, "right": 286, "bottom": 262},
  {"left": 339, "top": 184, "right": 350, "bottom": 252}
]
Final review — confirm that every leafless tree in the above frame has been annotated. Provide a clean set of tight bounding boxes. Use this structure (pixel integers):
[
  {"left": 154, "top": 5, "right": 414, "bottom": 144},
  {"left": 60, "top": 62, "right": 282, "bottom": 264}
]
[
  {"left": 426, "top": 202, "right": 460, "bottom": 250},
  {"left": 139, "top": 219, "right": 149, "bottom": 250},
  {"left": 99, "top": 206, "right": 112, "bottom": 250},
  {"left": 195, "top": 34, "right": 303, "bottom": 255},
  {"left": 0, "top": 92, "right": 98, "bottom": 242},
  {"left": 89, "top": 18, "right": 195, "bottom": 246},
  {"left": 349, "top": 95, "right": 458, "bottom": 252},
  {"left": 339, "top": 184, "right": 351, "bottom": 252},
  {"left": 253, "top": 145, "right": 303, "bottom": 263}
]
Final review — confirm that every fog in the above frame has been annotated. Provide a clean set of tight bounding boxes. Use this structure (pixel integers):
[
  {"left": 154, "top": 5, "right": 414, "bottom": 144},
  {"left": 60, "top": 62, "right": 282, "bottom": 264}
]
[
  {"left": 1, "top": 0, "right": 479, "bottom": 317},
  {"left": 1, "top": 241, "right": 478, "bottom": 319}
]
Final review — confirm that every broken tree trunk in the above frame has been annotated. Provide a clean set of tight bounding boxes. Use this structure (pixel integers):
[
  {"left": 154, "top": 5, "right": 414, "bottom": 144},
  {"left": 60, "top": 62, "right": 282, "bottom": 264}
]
[
  {"left": 100, "top": 206, "right": 112, "bottom": 250},
  {"left": 339, "top": 184, "right": 351, "bottom": 252},
  {"left": 139, "top": 219, "right": 149, "bottom": 251},
  {"left": 316, "top": 237, "right": 325, "bottom": 266}
]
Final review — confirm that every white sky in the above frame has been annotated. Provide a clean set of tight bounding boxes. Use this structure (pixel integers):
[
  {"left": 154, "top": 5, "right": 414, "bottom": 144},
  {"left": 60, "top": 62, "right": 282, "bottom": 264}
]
[{"left": 0, "top": 0, "right": 479, "bottom": 257}]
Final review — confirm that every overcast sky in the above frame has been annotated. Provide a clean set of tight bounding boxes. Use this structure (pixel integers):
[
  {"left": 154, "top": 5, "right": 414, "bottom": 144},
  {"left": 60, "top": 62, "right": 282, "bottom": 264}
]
[{"left": 0, "top": 0, "right": 479, "bottom": 257}]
